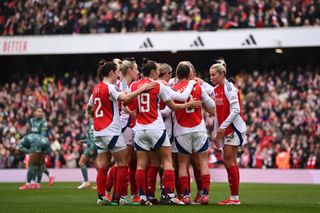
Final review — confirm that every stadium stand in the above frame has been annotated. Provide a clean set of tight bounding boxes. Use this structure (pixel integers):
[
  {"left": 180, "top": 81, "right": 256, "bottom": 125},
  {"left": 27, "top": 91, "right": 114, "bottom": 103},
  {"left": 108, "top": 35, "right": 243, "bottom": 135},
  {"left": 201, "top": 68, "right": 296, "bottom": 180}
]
[
  {"left": 0, "top": 0, "right": 319, "bottom": 35},
  {"left": 0, "top": 66, "right": 319, "bottom": 169}
]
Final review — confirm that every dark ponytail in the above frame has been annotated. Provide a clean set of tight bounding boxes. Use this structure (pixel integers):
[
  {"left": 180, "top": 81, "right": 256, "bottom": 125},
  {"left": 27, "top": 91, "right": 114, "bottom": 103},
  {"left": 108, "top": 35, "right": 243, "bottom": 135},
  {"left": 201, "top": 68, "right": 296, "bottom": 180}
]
[
  {"left": 97, "top": 60, "right": 117, "bottom": 80},
  {"left": 141, "top": 58, "right": 157, "bottom": 77}
]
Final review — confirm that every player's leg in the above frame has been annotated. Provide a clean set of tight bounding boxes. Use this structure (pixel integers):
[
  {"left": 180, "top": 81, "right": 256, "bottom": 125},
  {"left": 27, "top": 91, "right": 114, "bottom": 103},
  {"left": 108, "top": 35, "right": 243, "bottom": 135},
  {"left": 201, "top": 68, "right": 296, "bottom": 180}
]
[
  {"left": 33, "top": 153, "right": 43, "bottom": 189},
  {"left": 218, "top": 144, "right": 240, "bottom": 205},
  {"left": 111, "top": 135, "right": 133, "bottom": 205},
  {"left": 190, "top": 154, "right": 202, "bottom": 203},
  {"left": 127, "top": 144, "right": 139, "bottom": 200},
  {"left": 177, "top": 153, "right": 191, "bottom": 204},
  {"left": 78, "top": 154, "right": 91, "bottom": 189},
  {"left": 147, "top": 151, "right": 160, "bottom": 203},
  {"left": 96, "top": 151, "right": 111, "bottom": 204},
  {"left": 192, "top": 133, "right": 210, "bottom": 205},
  {"left": 105, "top": 164, "right": 115, "bottom": 201},
  {"left": 195, "top": 151, "right": 210, "bottom": 205},
  {"left": 135, "top": 150, "right": 149, "bottom": 204},
  {"left": 123, "top": 128, "right": 138, "bottom": 200},
  {"left": 218, "top": 132, "right": 243, "bottom": 205},
  {"left": 19, "top": 154, "right": 37, "bottom": 190}
]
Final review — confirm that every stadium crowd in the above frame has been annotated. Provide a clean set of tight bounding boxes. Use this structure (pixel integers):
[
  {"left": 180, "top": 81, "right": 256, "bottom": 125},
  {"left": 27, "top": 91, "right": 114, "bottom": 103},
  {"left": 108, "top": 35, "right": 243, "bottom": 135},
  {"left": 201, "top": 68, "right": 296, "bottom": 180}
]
[
  {"left": 1, "top": 0, "right": 319, "bottom": 35},
  {"left": 0, "top": 65, "right": 319, "bottom": 169}
]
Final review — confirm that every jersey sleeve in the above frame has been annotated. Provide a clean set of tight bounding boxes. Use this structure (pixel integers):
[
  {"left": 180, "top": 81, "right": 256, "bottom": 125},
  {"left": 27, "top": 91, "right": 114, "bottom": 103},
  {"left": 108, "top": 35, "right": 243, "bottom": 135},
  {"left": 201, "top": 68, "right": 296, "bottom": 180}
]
[
  {"left": 88, "top": 94, "right": 93, "bottom": 107},
  {"left": 202, "top": 81, "right": 215, "bottom": 97},
  {"left": 159, "top": 83, "right": 171, "bottom": 102},
  {"left": 169, "top": 80, "right": 195, "bottom": 101},
  {"left": 201, "top": 87, "right": 215, "bottom": 109},
  {"left": 220, "top": 83, "right": 241, "bottom": 129},
  {"left": 109, "top": 84, "right": 123, "bottom": 101},
  {"left": 160, "top": 106, "right": 172, "bottom": 118}
]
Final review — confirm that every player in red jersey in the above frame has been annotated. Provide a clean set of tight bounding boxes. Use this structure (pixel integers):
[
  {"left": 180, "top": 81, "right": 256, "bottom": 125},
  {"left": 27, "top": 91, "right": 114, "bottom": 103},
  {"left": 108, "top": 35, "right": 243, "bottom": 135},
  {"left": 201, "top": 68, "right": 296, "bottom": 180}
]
[
  {"left": 129, "top": 59, "right": 201, "bottom": 205},
  {"left": 89, "top": 60, "right": 156, "bottom": 206},
  {"left": 118, "top": 58, "right": 140, "bottom": 202},
  {"left": 171, "top": 61, "right": 215, "bottom": 205},
  {"left": 209, "top": 59, "right": 247, "bottom": 205},
  {"left": 146, "top": 63, "right": 196, "bottom": 204}
]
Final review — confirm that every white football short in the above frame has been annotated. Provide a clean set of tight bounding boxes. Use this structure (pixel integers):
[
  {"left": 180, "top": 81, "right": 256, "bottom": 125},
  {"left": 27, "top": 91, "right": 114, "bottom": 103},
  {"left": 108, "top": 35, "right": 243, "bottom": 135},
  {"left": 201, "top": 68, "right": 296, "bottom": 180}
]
[
  {"left": 122, "top": 127, "right": 134, "bottom": 146},
  {"left": 223, "top": 131, "right": 246, "bottom": 147},
  {"left": 134, "top": 129, "right": 170, "bottom": 151},
  {"left": 175, "top": 132, "right": 208, "bottom": 154},
  {"left": 95, "top": 135, "right": 127, "bottom": 154}
]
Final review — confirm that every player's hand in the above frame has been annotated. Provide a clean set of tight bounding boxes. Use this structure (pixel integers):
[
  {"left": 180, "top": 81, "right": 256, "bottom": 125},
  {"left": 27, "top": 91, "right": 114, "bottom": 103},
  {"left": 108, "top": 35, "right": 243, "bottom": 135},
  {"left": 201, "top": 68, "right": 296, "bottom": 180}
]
[
  {"left": 215, "top": 128, "right": 225, "bottom": 145},
  {"left": 186, "top": 97, "right": 202, "bottom": 108},
  {"left": 194, "top": 77, "right": 204, "bottom": 85},
  {"left": 213, "top": 138, "right": 222, "bottom": 151},
  {"left": 189, "top": 80, "right": 196, "bottom": 85},
  {"left": 140, "top": 81, "right": 157, "bottom": 92}
]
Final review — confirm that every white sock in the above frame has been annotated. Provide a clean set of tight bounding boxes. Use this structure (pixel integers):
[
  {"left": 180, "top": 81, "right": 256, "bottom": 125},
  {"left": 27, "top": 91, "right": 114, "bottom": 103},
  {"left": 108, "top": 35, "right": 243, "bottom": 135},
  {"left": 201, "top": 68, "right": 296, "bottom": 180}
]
[
  {"left": 230, "top": 195, "right": 239, "bottom": 200},
  {"left": 168, "top": 193, "right": 175, "bottom": 198},
  {"left": 140, "top": 195, "right": 147, "bottom": 201}
]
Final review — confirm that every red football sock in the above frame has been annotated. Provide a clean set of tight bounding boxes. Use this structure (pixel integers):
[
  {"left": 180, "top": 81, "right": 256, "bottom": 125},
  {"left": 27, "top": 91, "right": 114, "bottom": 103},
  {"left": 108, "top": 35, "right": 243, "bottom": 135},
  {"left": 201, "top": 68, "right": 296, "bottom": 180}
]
[
  {"left": 117, "top": 166, "right": 129, "bottom": 197},
  {"left": 106, "top": 166, "right": 115, "bottom": 192},
  {"left": 175, "top": 168, "right": 183, "bottom": 195},
  {"left": 147, "top": 166, "right": 159, "bottom": 197},
  {"left": 236, "top": 166, "right": 240, "bottom": 185},
  {"left": 179, "top": 176, "right": 190, "bottom": 196},
  {"left": 129, "top": 158, "right": 137, "bottom": 195},
  {"left": 194, "top": 168, "right": 203, "bottom": 191},
  {"left": 163, "top": 169, "right": 175, "bottom": 195},
  {"left": 136, "top": 169, "right": 147, "bottom": 195},
  {"left": 226, "top": 165, "right": 239, "bottom": 196},
  {"left": 113, "top": 166, "right": 119, "bottom": 200},
  {"left": 201, "top": 174, "right": 210, "bottom": 195},
  {"left": 96, "top": 168, "right": 108, "bottom": 196}
]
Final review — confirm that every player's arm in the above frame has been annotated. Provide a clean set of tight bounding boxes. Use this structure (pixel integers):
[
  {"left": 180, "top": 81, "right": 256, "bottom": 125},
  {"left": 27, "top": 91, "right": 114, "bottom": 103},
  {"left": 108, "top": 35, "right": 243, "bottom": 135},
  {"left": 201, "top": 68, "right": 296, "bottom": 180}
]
[
  {"left": 16, "top": 139, "right": 30, "bottom": 154},
  {"left": 201, "top": 88, "right": 215, "bottom": 116},
  {"left": 219, "top": 86, "right": 240, "bottom": 130},
  {"left": 213, "top": 111, "right": 222, "bottom": 150},
  {"left": 195, "top": 77, "right": 215, "bottom": 96},
  {"left": 159, "top": 84, "right": 201, "bottom": 111},
  {"left": 160, "top": 106, "right": 172, "bottom": 118},
  {"left": 169, "top": 80, "right": 196, "bottom": 101},
  {"left": 117, "top": 82, "right": 157, "bottom": 105}
]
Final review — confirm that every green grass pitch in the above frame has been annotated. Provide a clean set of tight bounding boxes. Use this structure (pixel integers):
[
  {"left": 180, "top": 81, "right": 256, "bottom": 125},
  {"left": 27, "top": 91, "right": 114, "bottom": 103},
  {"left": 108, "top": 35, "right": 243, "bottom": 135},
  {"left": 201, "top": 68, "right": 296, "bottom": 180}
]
[{"left": 0, "top": 182, "right": 319, "bottom": 213}]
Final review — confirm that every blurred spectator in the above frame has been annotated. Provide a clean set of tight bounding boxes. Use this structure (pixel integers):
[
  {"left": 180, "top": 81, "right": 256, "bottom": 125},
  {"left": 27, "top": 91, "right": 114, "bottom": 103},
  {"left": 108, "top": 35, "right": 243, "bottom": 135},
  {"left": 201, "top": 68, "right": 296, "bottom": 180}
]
[
  {"left": 276, "top": 146, "right": 290, "bottom": 169},
  {"left": 1, "top": 0, "right": 319, "bottom": 36}
]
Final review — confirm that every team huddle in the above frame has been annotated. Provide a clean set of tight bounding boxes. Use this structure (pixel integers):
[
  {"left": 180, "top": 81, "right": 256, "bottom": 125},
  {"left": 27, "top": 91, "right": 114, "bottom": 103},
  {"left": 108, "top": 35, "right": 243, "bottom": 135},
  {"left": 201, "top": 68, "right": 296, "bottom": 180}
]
[{"left": 87, "top": 58, "right": 247, "bottom": 206}]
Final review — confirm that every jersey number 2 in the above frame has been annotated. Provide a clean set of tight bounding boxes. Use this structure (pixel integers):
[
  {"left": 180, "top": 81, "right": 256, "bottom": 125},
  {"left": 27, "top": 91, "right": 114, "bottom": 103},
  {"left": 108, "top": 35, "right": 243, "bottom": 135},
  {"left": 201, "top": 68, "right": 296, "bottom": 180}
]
[{"left": 94, "top": 98, "right": 104, "bottom": 118}]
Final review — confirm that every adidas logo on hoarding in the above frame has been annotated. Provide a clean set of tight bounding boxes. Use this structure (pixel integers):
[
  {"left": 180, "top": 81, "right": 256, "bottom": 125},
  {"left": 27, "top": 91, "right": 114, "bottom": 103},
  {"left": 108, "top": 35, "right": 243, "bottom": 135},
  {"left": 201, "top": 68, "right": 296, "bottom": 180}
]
[
  {"left": 139, "top": 38, "right": 154, "bottom": 49},
  {"left": 190, "top": 36, "right": 205, "bottom": 47},
  {"left": 242, "top": 34, "right": 257, "bottom": 46}
]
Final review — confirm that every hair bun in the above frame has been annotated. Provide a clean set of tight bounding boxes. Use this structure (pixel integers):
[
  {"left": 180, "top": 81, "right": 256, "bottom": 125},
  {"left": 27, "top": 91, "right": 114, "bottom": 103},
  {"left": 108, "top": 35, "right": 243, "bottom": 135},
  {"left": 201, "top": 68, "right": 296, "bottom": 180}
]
[
  {"left": 142, "top": 58, "right": 149, "bottom": 65},
  {"left": 98, "top": 59, "right": 106, "bottom": 66}
]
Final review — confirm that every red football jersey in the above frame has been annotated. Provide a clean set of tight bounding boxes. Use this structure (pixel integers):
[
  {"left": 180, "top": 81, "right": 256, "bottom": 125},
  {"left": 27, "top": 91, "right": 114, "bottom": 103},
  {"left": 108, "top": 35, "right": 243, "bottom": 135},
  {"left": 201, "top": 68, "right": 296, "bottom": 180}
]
[
  {"left": 92, "top": 82, "right": 122, "bottom": 136},
  {"left": 130, "top": 78, "right": 170, "bottom": 130},
  {"left": 173, "top": 80, "right": 202, "bottom": 127}
]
